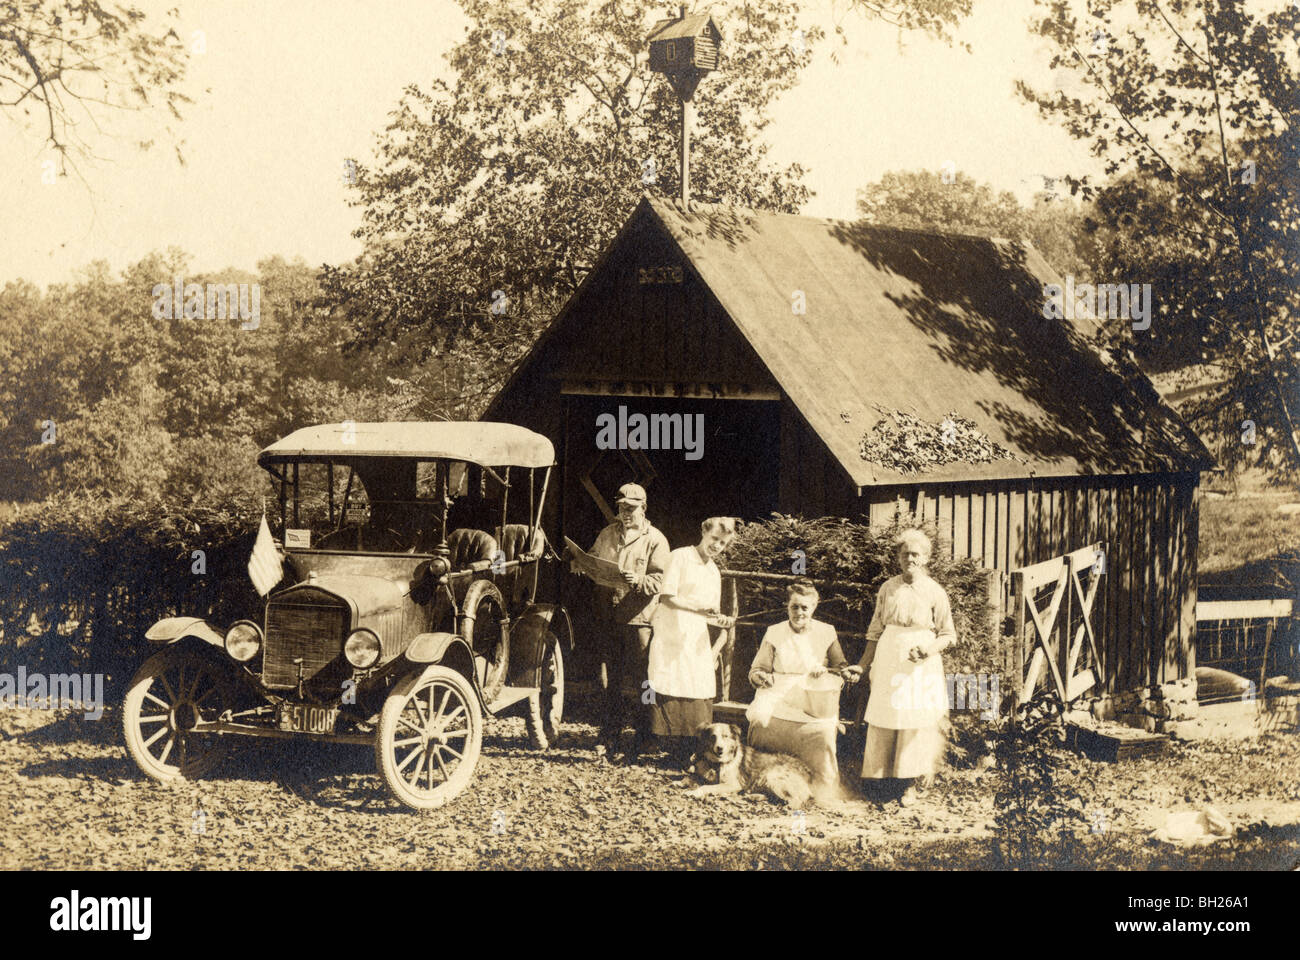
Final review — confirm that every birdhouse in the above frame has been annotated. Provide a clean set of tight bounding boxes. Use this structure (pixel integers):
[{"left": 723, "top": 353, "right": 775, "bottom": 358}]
[{"left": 648, "top": 9, "right": 722, "bottom": 75}]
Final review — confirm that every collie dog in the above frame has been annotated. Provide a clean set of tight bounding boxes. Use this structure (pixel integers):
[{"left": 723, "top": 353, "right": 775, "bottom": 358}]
[{"left": 683, "top": 722, "right": 816, "bottom": 808}]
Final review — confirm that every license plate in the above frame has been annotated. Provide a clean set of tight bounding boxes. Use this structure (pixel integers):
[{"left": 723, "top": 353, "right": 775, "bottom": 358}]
[{"left": 278, "top": 702, "right": 339, "bottom": 735}]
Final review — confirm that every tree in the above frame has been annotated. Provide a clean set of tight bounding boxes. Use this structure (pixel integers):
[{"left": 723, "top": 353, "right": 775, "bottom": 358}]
[
  {"left": 856, "top": 168, "right": 1094, "bottom": 276},
  {"left": 844, "top": 0, "right": 975, "bottom": 49},
  {"left": 0, "top": 1, "right": 191, "bottom": 174},
  {"left": 1017, "top": 0, "right": 1299, "bottom": 477},
  {"left": 325, "top": 0, "right": 820, "bottom": 377},
  {"left": 323, "top": 0, "right": 977, "bottom": 413},
  {"left": 0, "top": 253, "right": 400, "bottom": 505},
  {"left": 0, "top": 260, "right": 171, "bottom": 500}
]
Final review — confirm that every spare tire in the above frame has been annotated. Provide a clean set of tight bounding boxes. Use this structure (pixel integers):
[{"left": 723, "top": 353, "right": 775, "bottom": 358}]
[{"left": 459, "top": 579, "right": 510, "bottom": 705}]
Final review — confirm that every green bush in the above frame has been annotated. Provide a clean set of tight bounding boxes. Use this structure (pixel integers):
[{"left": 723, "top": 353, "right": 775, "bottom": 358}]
[
  {"left": 992, "top": 691, "right": 1091, "bottom": 869},
  {"left": 0, "top": 494, "right": 265, "bottom": 693}
]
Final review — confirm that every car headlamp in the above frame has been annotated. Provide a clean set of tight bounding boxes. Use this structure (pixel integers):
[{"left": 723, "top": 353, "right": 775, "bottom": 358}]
[
  {"left": 224, "top": 621, "right": 263, "bottom": 662},
  {"left": 345, "top": 628, "right": 381, "bottom": 668}
]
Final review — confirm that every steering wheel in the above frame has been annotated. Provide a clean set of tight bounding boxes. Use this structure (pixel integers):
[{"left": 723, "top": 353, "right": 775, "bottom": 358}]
[
  {"left": 316, "top": 525, "right": 359, "bottom": 550},
  {"left": 364, "top": 526, "right": 413, "bottom": 552}
]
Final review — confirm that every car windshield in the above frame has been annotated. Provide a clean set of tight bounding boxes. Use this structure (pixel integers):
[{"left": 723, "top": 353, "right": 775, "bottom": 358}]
[{"left": 269, "top": 458, "right": 513, "bottom": 555}]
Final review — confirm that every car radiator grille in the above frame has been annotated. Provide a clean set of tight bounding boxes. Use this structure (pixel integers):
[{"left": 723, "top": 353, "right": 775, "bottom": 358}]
[{"left": 263, "top": 590, "right": 348, "bottom": 690}]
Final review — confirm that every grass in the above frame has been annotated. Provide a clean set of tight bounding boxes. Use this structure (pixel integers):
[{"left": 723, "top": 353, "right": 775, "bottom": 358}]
[{"left": 1198, "top": 468, "right": 1300, "bottom": 585}]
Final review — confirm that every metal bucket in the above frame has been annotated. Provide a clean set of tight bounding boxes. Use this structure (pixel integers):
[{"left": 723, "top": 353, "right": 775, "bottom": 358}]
[{"left": 801, "top": 673, "right": 843, "bottom": 718}]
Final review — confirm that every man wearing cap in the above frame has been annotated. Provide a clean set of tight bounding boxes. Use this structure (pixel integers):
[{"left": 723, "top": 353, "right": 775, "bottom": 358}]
[{"left": 585, "top": 482, "right": 669, "bottom": 764}]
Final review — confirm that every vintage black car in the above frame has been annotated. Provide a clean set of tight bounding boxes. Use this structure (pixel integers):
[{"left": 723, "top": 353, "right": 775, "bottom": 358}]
[{"left": 122, "top": 422, "right": 570, "bottom": 809}]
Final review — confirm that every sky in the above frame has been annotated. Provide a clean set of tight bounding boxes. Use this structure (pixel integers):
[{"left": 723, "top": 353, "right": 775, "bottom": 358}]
[{"left": 0, "top": 0, "right": 1104, "bottom": 288}]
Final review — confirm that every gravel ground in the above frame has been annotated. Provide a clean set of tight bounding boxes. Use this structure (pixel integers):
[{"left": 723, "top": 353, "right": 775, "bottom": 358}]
[{"left": 2, "top": 706, "right": 1298, "bottom": 870}]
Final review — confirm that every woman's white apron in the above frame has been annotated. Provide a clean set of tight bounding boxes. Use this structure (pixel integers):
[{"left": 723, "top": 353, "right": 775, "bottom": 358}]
[
  {"left": 865, "top": 623, "right": 948, "bottom": 729},
  {"left": 647, "top": 549, "right": 719, "bottom": 700},
  {"left": 746, "top": 628, "right": 837, "bottom": 733},
  {"left": 647, "top": 605, "right": 715, "bottom": 699}
]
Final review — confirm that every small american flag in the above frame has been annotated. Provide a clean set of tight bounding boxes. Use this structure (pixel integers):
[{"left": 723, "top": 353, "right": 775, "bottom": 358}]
[{"left": 247, "top": 512, "right": 283, "bottom": 596}]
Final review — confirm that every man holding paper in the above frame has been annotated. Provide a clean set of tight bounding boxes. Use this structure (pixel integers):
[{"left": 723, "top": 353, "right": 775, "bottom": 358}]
[{"left": 572, "top": 483, "right": 669, "bottom": 764}]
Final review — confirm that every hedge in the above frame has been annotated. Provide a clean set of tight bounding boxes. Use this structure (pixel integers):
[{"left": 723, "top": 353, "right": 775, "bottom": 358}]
[{"left": 0, "top": 494, "right": 265, "bottom": 695}]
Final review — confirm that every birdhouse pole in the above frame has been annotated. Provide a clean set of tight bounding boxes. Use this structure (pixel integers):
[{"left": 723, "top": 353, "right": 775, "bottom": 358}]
[
  {"left": 647, "top": 6, "right": 719, "bottom": 209},
  {"left": 678, "top": 79, "right": 693, "bottom": 207}
]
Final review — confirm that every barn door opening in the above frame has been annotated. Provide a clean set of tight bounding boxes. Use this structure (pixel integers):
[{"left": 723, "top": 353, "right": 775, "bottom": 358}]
[
  {"left": 559, "top": 394, "right": 778, "bottom": 549},
  {"left": 557, "top": 393, "right": 780, "bottom": 686}
]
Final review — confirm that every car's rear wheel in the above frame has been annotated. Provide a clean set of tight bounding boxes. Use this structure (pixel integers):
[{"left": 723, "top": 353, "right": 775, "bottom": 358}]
[
  {"left": 524, "top": 636, "right": 564, "bottom": 750},
  {"left": 459, "top": 579, "right": 509, "bottom": 704},
  {"left": 123, "top": 647, "right": 230, "bottom": 782},
  {"left": 376, "top": 665, "right": 482, "bottom": 810}
]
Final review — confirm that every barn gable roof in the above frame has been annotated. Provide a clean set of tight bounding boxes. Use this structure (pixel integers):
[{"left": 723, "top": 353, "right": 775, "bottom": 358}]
[{"left": 488, "top": 195, "right": 1215, "bottom": 488}]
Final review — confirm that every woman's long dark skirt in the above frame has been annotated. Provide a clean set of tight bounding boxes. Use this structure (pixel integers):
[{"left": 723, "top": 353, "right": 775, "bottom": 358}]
[{"left": 648, "top": 695, "right": 712, "bottom": 737}]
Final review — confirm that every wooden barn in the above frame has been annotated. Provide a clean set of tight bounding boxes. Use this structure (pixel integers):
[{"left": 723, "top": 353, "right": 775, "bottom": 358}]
[{"left": 485, "top": 194, "right": 1216, "bottom": 703}]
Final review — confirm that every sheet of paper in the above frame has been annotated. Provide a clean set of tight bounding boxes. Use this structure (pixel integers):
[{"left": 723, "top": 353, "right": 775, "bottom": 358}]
[{"left": 563, "top": 536, "right": 626, "bottom": 589}]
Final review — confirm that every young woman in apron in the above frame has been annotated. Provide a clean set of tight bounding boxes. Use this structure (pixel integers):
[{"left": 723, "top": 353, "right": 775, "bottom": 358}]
[{"left": 648, "top": 518, "right": 736, "bottom": 766}]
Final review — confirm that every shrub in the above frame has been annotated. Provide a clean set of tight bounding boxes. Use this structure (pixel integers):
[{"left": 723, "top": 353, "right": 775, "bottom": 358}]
[
  {"left": 0, "top": 493, "right": 265, "bottom": 694},
  {"left": 992, "top": 692, "right": 1091, "bottom": 869}
]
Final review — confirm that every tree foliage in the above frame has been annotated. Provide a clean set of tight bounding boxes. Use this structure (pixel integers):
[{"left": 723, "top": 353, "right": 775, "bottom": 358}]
[
  {"left": 0, "top": 1, "right": 192, "bottom": 171},
  {"left": 0, "top": 255, "right": 396, "bottom": 505},
  {"left": 324, "top": 0, "right": 822, "bottom": 374},
  {"left": 846, "top": 0, "right": 973, "bottom": 45},
  {"left": 855, "top": 168, "right": 1095, "bottom": 277},
  {"left": 1017, "top": 0, "right": 1300, "bottom": 477},
  {"left": 323, "top": 0, "right": 978, "bottom": 412}
]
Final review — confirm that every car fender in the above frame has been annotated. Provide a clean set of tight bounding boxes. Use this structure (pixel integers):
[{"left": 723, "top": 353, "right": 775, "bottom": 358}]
[
  {"left": 514, "top": 603, "right": 573, "bottom": 652},
  {"left": 403, "top": 632, "right": 488, "bottom": 709},
  {"left": 405, "top": 631, "right": 468, "bottom": 664},
  {"left": 506, "top": 603, "right": 570, "bottom": 687},
  {"left": 144, "top": 616, "right": 225, "bottom": 649}
]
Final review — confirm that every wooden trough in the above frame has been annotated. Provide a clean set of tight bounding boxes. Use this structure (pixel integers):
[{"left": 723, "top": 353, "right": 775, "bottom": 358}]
[{"left": 1065, "top": 722, "right": 1168, "bottom": 762}]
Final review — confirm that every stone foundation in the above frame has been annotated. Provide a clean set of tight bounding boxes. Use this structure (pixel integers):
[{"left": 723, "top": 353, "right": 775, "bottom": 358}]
[
  {"left": 1080, "top": 679, "right": 1197, "bottom": 734},
  {"left": 1076, "top": 679, "right": 1300, "bottom": 740}
]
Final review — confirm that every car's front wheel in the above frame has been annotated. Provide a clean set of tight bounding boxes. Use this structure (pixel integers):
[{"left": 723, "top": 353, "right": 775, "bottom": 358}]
[
  {"left": 375, "top": 665, "right": 482, "bottom": 810},
  {"left": 122, "top": 646, "right": 230, "bottom": 782}
]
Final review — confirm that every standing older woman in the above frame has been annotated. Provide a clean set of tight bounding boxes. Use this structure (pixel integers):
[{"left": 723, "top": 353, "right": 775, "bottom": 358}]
[
  {"left": 845, "top": 529, "right": 956, "bottom": 807},
  {"left": 746, "top": 580, "right": 849, "bottom": 795},
  {"left": 647, "top": 517, "right": 737, "bottom": 765}
]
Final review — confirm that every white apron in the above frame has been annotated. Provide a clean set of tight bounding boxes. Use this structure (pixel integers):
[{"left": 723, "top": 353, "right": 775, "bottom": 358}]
[
  {"left": 647, "top": 549, "right": 719, "bottom": 700},
  {"left": 746, "top": 628, "right": 838, "bottom": 734},
  {"left": 866, "top": 624, "right": 948, "bottom": 729},
  {"left": 647, "top": 606, "right": 716, "bottom": 699}
]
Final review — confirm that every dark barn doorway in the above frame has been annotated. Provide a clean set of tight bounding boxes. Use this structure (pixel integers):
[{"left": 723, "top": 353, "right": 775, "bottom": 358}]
[{"left": 558, "top": 394, "right": 779, "bottom": 685}]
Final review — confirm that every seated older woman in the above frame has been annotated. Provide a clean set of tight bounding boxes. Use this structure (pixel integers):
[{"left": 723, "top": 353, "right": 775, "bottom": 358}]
[{"left": 746, "top": 580, "right": 850, "bottom": 796}]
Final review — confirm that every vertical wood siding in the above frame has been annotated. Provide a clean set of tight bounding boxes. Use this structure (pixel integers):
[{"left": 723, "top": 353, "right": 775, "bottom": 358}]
[{"left": 858, "top": 472, "right": 1198, "bottom": 694}]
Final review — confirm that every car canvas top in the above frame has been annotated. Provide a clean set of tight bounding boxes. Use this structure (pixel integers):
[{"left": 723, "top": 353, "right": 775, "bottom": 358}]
[{"left": 258, "top": 421, "right": 555, "bottom": 469}]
